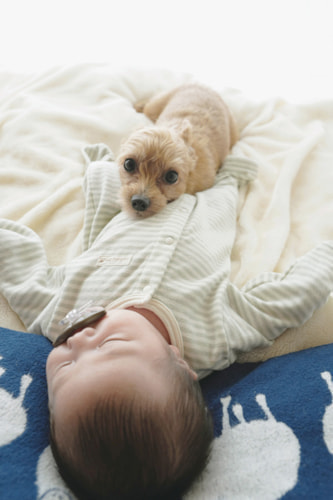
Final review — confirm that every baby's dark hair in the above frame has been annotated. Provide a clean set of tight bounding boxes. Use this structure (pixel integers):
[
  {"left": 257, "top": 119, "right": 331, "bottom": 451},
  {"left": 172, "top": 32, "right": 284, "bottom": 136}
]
[{"left": 49, "top": 360, "right": 213, "bottom": 500}]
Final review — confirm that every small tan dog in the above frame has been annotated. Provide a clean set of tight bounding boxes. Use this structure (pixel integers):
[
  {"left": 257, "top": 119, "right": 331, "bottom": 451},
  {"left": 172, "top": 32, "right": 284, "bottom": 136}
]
[{"left": 117, "top": 83, "right": 238, "bottom": 218}]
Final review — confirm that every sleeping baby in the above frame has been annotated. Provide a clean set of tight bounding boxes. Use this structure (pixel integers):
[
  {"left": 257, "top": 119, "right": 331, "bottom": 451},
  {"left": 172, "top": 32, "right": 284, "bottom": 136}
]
[{"left": 0, "top": 144, "right": 332, "bottom": 500}]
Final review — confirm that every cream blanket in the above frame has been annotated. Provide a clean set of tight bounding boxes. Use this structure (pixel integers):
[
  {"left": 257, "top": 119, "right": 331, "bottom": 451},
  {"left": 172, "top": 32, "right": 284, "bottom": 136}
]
[{"left": 0, "top": 64, "right": 332, "bottom": 359}]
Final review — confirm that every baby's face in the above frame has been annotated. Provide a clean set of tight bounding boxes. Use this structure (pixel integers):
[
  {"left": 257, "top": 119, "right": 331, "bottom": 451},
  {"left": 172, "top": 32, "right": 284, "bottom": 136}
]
[{"left": 46, "top": 309, "right": 193, "bottom": 428}]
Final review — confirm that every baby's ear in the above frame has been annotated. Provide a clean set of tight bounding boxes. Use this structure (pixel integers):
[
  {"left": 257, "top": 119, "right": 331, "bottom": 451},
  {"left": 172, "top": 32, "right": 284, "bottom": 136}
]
[{"left": 180, "top": 118, "right": 192, "bottom": 144}]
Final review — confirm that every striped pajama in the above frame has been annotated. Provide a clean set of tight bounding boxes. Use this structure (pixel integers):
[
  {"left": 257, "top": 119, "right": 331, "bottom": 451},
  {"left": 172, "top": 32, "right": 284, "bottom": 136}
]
[{"left": 0, "top": 144, "right": 332, "bottom": 378}]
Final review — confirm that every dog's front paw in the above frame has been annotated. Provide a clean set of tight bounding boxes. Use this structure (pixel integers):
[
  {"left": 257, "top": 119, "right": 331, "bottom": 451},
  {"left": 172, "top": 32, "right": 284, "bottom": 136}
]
[{"left": 134, "top": 98, "right": 149, "bottom": 113}]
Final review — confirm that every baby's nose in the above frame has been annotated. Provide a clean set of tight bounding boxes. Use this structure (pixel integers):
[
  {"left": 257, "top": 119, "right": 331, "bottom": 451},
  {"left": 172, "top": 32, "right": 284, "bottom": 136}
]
[
  {"left": 131, "top": 194, "right": 150, "bottom": 212},
  {"left": 66, "top": 327, "right": 95, "bottom": 349}
]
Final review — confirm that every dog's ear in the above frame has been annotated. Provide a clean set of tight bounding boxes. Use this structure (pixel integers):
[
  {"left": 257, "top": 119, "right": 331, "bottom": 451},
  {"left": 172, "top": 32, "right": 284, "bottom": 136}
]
[
  {"left": 180, "top": 118, "right": 192, "bottom": 144},
  {"left": 179, "top": 119, "right": 197, "bottom": 168}
]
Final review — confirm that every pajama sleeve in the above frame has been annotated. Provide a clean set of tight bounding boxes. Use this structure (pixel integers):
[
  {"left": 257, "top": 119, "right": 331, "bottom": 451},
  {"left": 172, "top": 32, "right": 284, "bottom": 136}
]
[
  {"left": 0, "top": 219, "right": 62, "bottom": 334},
  {"left": 215, "top": 155, "right": 258, "bottom": 186},
  {"left": 81, "top": 144, "right": 122, "bottom": 250},
  {"left": 225, "top": 241, "right": 333, "bottom": 363}
]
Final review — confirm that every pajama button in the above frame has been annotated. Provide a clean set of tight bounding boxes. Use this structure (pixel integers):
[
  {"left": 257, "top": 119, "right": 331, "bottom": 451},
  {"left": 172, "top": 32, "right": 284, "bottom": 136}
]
[{"left": 165, "top": 236, "right": 175, "bottom": 245}]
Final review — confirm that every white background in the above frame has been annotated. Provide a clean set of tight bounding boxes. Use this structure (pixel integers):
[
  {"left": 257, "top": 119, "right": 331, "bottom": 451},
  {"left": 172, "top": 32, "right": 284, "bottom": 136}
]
[{"left": 1, "top": 0, "right": 332, "bottom": 102}]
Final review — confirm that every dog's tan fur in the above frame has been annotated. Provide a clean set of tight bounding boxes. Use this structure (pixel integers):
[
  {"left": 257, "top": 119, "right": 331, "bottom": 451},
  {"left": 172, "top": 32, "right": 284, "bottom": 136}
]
[{"left": 117, "top": 83, "right": 238, "bottom": 218}]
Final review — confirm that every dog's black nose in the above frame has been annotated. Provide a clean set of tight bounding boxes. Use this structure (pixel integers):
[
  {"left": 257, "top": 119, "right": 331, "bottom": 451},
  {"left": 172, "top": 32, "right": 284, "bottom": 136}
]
[{"left": 131, "top": 195, "right": 150, "bottom": 212}]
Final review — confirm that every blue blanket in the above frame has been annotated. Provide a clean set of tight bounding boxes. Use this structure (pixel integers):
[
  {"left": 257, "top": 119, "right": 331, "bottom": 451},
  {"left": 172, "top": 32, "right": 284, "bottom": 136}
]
[{"left": 1, "top": 327, "right": 333, "bottom": 499}]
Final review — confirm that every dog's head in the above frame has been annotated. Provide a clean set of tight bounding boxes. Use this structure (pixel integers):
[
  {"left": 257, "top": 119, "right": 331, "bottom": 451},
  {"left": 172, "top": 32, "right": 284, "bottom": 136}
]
[{"left": 117, "top": 123, "right": 196, "bottom": 218}]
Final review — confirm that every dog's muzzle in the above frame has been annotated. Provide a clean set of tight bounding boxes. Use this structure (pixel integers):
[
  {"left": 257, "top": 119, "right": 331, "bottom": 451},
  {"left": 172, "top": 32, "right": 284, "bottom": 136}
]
[{"left": 131, "top": 194, "right": 150, "bottom": 212}]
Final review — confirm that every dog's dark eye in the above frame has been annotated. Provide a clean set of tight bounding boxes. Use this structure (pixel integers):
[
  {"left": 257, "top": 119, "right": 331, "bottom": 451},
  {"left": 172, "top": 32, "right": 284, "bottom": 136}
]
[
  {"left": 164, "top": 170, "right": 178, "bottom": 184},
  {"left": 124, "top": 158, "right": 137, "bottom": 173}
]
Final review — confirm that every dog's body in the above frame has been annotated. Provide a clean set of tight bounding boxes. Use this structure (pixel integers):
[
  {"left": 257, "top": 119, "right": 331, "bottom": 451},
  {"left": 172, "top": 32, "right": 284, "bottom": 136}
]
[{"left": 117, "top": 84, "right": 238, "bottom": 218}]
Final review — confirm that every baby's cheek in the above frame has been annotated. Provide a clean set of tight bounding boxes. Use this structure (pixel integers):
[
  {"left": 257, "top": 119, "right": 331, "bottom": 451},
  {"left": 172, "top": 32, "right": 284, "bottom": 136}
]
[{"left": 45, "top": 348, "right": 65, "bottom": 381}]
